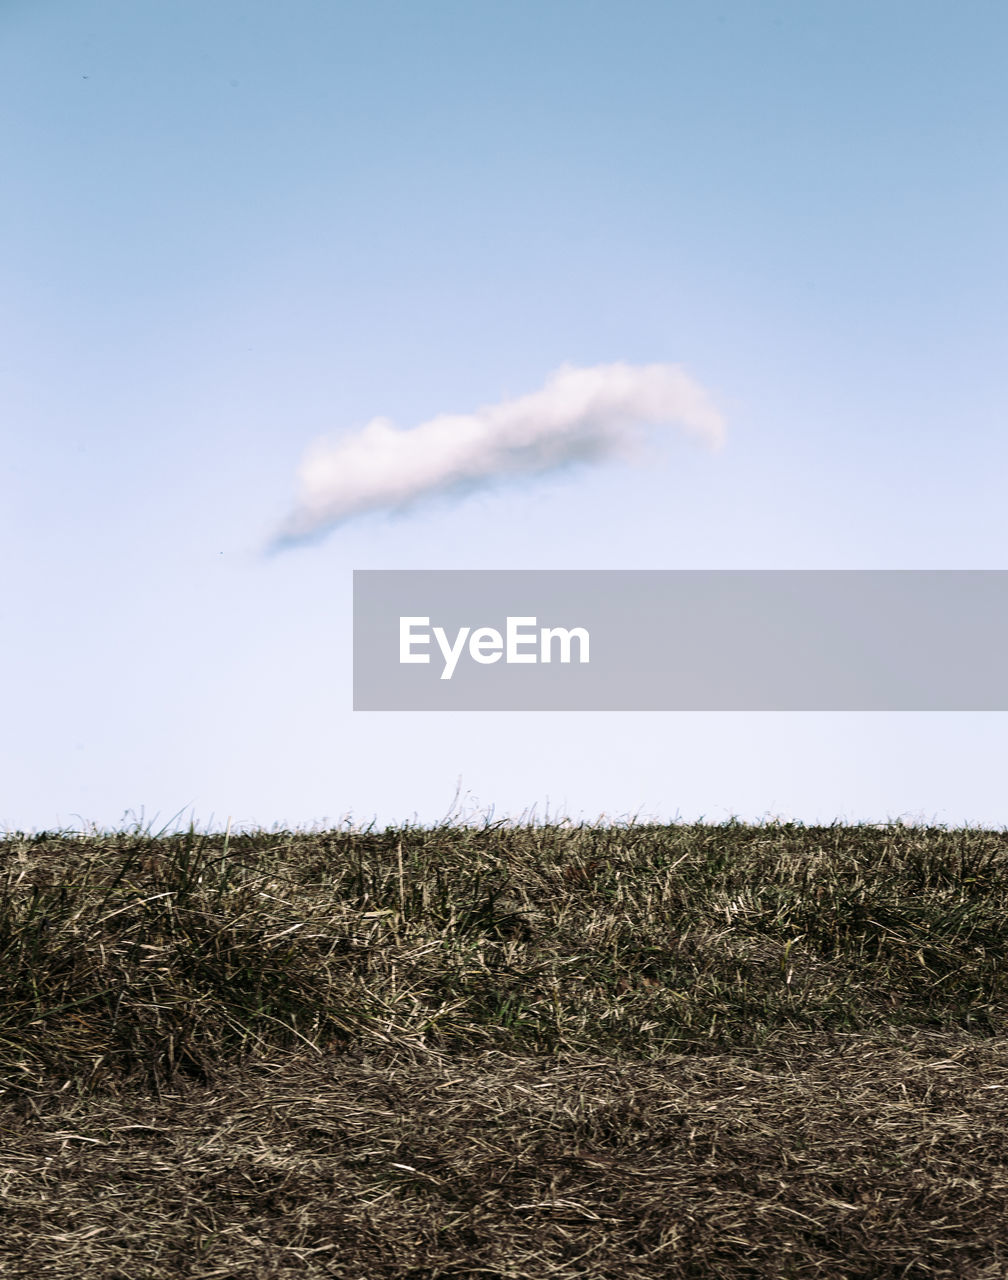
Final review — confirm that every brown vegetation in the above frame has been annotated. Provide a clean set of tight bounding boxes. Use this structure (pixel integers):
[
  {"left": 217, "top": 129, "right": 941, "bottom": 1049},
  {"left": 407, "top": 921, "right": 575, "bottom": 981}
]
[{"left": 1, "top": 819, "right": 1006, "bottom": 1277}]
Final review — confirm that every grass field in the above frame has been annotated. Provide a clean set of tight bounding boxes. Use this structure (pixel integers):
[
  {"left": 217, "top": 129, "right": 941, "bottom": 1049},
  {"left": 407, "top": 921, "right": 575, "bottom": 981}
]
[{"left": 1, "top": 818, "right": 1006, "bottom": 1278}]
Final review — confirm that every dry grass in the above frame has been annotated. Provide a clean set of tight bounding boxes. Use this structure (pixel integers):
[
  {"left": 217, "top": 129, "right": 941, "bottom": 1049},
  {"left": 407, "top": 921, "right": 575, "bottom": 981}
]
[{"left": 1, "top": 818, "right": 1007, "bottom": 1277}]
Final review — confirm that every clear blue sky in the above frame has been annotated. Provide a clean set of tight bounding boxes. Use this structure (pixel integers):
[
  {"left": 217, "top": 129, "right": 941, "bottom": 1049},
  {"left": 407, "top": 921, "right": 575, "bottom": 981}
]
[{"left": 4, "top": 0, "right": 1007, "bottom": 833}]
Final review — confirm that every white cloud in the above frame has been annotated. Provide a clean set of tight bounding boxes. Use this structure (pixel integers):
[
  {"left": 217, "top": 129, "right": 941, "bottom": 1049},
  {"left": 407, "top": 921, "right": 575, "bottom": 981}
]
[{"left": 270, "top": 361, "right": 724, "bottom": 548}]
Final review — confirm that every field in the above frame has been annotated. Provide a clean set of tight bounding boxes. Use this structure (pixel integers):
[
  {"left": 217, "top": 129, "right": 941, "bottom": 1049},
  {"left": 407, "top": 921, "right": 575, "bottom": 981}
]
[{"left": 1, "top": 819, "right": 1006, "bottom": 1278}]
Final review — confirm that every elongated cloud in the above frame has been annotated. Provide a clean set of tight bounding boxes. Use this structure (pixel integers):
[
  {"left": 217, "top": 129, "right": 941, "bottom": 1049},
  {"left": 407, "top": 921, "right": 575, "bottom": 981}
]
[{"left": 270, "top": 362, "right": 724, "bottom": 548}]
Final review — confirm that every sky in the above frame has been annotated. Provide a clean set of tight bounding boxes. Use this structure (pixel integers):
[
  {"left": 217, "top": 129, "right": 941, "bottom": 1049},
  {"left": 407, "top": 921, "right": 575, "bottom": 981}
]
[{"left": 3, "top": 0, "right": 1007, "bottom": 834}]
